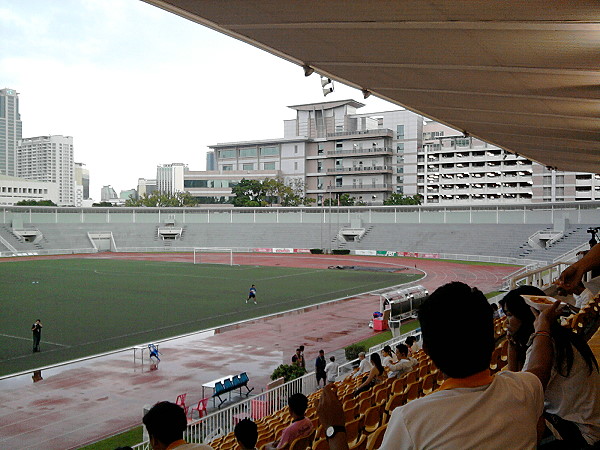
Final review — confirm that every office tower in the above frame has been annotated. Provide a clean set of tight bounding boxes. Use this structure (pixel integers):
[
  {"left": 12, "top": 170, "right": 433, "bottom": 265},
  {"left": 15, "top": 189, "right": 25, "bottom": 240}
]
[
  {"left": 0, "top": 88, "right": 22, "bottom": 176},
  {"left": 157, "top": 163, "right": 186, "bottom": 194},
  {"left": 74, "top": 162, "right": 90, "bottom": 199}
]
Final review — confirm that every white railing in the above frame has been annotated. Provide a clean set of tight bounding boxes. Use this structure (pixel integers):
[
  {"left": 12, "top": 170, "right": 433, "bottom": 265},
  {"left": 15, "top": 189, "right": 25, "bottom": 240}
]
[
  {"left": 553, "top": 242, "right": 589, "bottom": 264},
  {"left": 435, "top": 253, "right": 544, "bottom": 266},
  {"left": 132, "top": 371, "right": 321, "bottom": 449},
  {"left": 508, "top": 261, "right": 571, "bottom": 290}
]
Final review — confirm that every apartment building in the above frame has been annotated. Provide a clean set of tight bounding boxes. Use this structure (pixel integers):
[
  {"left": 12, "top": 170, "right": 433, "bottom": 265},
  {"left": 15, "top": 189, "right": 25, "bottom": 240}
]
[
  {"left": 208, "top": 100, "right": 597, "bottom": 206},
  {"left": 17, "top": 135, "right": 75, "bottom": 206}
]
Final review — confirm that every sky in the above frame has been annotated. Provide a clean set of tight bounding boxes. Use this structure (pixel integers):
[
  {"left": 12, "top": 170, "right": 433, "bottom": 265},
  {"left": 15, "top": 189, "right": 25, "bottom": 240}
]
[{"left": 0, "top": 0, "right": 399, "bottom": 200}]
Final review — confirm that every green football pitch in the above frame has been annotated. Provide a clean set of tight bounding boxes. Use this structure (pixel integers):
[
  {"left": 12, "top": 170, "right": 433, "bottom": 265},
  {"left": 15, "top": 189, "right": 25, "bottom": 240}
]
[{"left": 0, "top": 258, "right": 421, "bottom": 376}]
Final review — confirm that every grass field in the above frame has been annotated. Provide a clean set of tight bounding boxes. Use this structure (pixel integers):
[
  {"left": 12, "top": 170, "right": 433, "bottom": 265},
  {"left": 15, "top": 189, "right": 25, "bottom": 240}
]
[{"left": 0, "top": 258, "right": 421, "bottom": 376}]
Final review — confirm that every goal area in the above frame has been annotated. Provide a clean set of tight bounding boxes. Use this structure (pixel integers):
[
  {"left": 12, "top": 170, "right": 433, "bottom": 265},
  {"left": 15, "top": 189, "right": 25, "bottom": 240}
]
[{"left": 193, "top": 247, "right": 234, "bottom": 266}]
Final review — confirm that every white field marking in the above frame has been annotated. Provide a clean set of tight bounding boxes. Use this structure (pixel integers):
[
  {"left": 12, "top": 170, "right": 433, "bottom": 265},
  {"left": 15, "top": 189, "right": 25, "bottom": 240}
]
[{"left": 0, "top": 333, "right": 69, "bottom": 347}]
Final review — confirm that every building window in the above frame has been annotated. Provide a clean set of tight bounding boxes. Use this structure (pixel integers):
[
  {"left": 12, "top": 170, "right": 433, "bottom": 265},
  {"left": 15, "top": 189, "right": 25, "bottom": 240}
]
[
  {"left": 294, "top": 145, "right": 298, "bottom": 154},
  {"left": 318, "top": 143, "right": 325, "bottom": 155},
  {"left": 260, "top": 146, "right": 279, "bottom": 156},
  {"left": 396, "top": 125, "right": 404, "bottom": 139},
  {"left": 317, "top": 161, "right": 323, "bottom": 173},
  {"left": 543, "top": 176, "right": 552, "bottom": 185},
  {"left": 294, "top": 162, "right": 298, "bottom": 170},
  {"left": 239, "top": 148, "right": 257, "bottom": 157},
  {"left": 242, "top": 163, "right": 254, "bottom": 170},
  {"left": 263, "top": 162, "right": 276, "bottom": 170},
  {"left": 555, "top": 175, "right": 565, "bottom": 184},
  {"left": 397, "top": 143, "right": 404, "bottom": 153},
  {"left": 556, "top": 187, "right": 565, "bottom": 196},
  {"left": 222, "top": 165, "right": 233, "bottom": 171},
  {"left": 543, "top": 187, "right": 551, "bottom": 197},
  {"left": 219, "top": 149, "right": 236, "bottom": 159}
]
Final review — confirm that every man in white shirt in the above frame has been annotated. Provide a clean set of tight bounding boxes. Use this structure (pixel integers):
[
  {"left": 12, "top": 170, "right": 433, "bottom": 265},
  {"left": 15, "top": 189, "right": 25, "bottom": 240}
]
[
  {"left": 352, "top": 352, "right": 371, "bottom": 378},
  {"left": 387, "top": 344, "right": 417, "bottom": 378},
  {"left": 317, "top": 282, "right": 557, "bottom": 450},
  {"left": 325, "top": 356, "right": 339, "bottom": 384}
]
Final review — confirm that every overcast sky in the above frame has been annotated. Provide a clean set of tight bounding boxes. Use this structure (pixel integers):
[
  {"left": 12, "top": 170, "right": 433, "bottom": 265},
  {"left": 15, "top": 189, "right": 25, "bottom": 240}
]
[{"left": 1, "top": 0, "right": 399, "bottom": 200}]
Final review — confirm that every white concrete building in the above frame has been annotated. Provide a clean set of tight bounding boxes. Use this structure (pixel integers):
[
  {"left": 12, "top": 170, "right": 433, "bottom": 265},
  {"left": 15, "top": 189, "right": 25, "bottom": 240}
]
[
  {"left": 208, "top": 99, "right": 597, "bottom": 206},
  {"left": 17, "top": 135, "right": 75, "bottom": 206},
  {"left": 0, "top": 174, "right": 58, "bottom": 205},
  {"left": 157, "top": 163, "right": 186, "bottom": 194},
  {"left": 184, "top": 169, "right": 280, "bottom": 204}
]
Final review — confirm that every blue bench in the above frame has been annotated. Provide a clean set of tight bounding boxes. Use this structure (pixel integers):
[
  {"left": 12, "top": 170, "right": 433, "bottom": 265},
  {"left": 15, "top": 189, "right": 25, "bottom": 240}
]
[{"left": 212, "top": 372, "right": 254, "bottom": 408}]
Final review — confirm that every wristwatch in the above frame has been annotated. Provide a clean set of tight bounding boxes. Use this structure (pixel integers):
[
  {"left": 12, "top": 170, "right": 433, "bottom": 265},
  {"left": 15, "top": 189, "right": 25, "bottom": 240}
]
[{"left": 326, "top": 425, "right": 346, "bottom": 439}]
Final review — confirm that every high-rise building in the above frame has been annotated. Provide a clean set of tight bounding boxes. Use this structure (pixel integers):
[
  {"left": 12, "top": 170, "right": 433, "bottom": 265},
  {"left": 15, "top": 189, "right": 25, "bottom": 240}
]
[
  {"left": 74, "top": 162, "right": 90, "bottom": 200},
  {"left": 101, "top": 185, "right": 118, "bottom": 202},
  {"left": 0, "top": 88, "right": 22, "bottom": 176},
  {"left": 137, "top": 178, "right": 157, "bottom": 197},
  {"left": 206, "top": 151, "right": 216, "bottom": 170},
  {"left": 17, "top": 135, "right": 75, "bottom": 206},
  {"left": 157, "top": 163, "right": 186, "bottom": 194}
]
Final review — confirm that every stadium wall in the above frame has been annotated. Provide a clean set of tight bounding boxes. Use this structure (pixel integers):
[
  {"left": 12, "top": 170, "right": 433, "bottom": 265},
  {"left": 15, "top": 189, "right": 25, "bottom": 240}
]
[{"left": 1, "top": 201, "right": 599, "bottom": 225}]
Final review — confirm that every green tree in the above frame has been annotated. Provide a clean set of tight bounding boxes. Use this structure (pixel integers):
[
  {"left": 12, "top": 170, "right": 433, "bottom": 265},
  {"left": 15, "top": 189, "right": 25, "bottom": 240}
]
[
  {"left": 324, "top": 193, "right": 355, "bottom": 206},
  {"left": 92, "top": 201, "right": 115, "bottom": 207},
  {"left": 230, "top": 179, "right": 266, "bottom": 207},
  {"left": 15, "top": 199, "right": 57, "bottom": 206},
  {"left": 124, "top": 191, "right": 199, "bottom": 207},
  {"left": 383, "top": 193, "right": 422, "bottom": 205}
]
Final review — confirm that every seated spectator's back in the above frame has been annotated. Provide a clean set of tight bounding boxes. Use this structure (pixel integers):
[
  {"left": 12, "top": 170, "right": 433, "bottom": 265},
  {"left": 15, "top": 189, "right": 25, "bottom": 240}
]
[{"left": 379, "top": 282, "right": 549, "bottom": 449}]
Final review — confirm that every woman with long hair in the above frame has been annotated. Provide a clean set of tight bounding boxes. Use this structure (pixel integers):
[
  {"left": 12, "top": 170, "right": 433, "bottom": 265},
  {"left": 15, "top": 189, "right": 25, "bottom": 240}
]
[
  {"left": 353, "top": 352, "right": 386, "bottom": 397},
  {"left": 501, "top": 286, "right": 600, "bottom": 447}
]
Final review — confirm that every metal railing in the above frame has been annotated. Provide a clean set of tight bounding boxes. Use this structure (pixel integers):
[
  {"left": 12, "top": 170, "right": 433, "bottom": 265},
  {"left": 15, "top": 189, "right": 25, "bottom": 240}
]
[
  {"left": 326, "top": 166, "right": 392, "bottom": 173},
  {"left": 326, "top": 129, "right": 394, "bottom": 138},
  {"left": 132, "top": 371, "right": 321, "bottom": 449},
  {"left": 326, "top": 147, "right": 393, "bottom": 156}
]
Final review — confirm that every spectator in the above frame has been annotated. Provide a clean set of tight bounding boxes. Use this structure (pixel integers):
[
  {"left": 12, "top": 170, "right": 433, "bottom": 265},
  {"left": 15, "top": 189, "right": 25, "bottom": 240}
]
[
  {"left": 502, "top": 286, "right": 600, "bottom": 447},
  {"left": 325, "top": 356, "right": 339, "bottom": 384},
  {"left": 353, "top": 352, "right": 385, "bottom": 397},
  {"left": 142, "top": 401, "right": 213, "bottom": 450},
  {"left": 265, "top": 393, "right": 313, "bottom": 450},
  {"left": 318, "top": 282, "right": 557, "bottom": 449},
  {"left": 291, "top": 348, "right": 305, "bottom": 369},
  {"left": 315, "top": 350, "right": 327, "bottom": 387},
  {"left": 298, "top": 345, "right": 306, "bottom": 370},
  {"left": 234, "top": 418, "right": 258, "bottom": 450},
  {"left": 381, "top": 345, "right": 395, "bottom": 370},
  {"left": 352, "top": 352, "right": 372, "bottom": 378},
  {"left": 405, "top": 336, "right": 421, "bottom": 356},
  {"left": 387, "top": 344, "right": 417, "bottom": 378}
]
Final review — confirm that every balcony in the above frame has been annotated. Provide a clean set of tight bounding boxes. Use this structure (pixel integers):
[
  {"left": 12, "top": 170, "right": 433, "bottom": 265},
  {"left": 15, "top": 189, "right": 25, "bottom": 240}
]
[
  {"left": 326, "top": 147, "right": 393, "bottom": 157},
  {"left": 326, "top": 165, "right": 393, "bottom": 174},
  {"left": 326, "top": 128, "right": 394, "bottom": 139},
  {"left": 327, "top": 183, "right": 393, "bottom": 192}
]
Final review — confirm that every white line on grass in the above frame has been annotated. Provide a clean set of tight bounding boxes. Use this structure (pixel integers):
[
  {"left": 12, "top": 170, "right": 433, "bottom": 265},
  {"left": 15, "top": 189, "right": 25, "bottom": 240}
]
[{"left": 0, "top": 333, "right": 69, "bottom": 347}]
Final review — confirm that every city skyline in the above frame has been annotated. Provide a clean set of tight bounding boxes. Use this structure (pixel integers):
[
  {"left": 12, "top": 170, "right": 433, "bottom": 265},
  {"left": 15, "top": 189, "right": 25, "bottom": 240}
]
[{"left": 0, "top": 0, "right": 398, "bottom": 200}]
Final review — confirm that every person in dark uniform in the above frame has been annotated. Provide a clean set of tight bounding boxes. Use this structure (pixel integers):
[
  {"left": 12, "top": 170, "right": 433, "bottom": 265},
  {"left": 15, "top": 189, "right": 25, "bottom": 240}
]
[
  {"left": 315, "top": 349, "right": 327, "bottom": 387},
  {"left": 247, "top": 284, "right": 257, "bottom": 304},
  {"left": 31, "top": 319, "right": 42, "bottom": 352}
]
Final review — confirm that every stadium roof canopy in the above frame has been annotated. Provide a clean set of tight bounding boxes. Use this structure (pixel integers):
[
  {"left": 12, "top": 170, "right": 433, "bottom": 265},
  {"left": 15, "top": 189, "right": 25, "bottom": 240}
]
[{"left": 143, "top": 1, "right": 600, "bottom": 174}]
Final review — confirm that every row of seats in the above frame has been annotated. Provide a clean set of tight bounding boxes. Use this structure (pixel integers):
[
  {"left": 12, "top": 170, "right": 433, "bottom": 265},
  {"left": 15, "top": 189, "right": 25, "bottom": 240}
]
[{"left": 207, "top": 320, "right": 510, "bottom": 450}]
